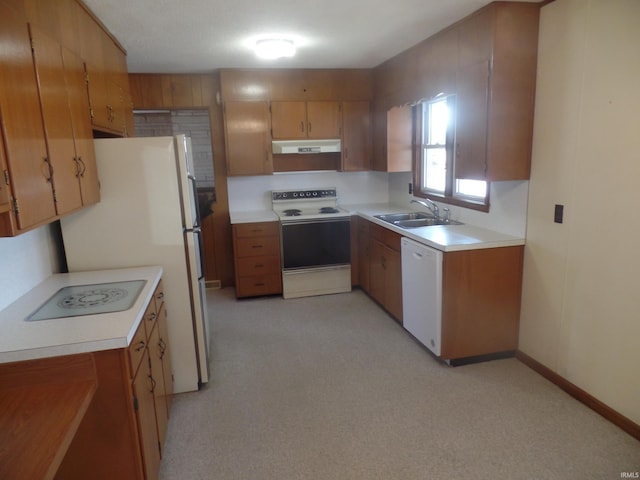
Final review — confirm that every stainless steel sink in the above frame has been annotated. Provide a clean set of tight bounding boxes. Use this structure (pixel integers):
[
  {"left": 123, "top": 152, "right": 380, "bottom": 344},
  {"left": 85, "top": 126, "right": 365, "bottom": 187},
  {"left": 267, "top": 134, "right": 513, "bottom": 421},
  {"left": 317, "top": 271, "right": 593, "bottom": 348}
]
[{"left": 374, "top": 212, "right": 463, "bottom": 229}]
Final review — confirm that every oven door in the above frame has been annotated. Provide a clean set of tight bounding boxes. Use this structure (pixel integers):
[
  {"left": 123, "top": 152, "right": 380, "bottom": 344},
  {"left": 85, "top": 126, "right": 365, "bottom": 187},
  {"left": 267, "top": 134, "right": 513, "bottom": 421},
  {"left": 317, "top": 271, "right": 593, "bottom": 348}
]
[{"left": 281, "top": 217, "right": 351, "bottom": 270}]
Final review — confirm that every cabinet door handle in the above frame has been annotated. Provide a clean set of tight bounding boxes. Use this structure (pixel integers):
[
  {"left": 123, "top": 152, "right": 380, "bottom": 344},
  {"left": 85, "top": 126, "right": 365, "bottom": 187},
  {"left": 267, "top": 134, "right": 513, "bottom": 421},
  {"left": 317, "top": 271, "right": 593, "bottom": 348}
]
[
  {"left": 251, "top": 244, "right": 263, "bottom": 249},
  {"left": 148, "top": 373, "right": 156, "bottom": 393},
  {"left": 78, "top": 157, "right": 87, "bottom": 177},
  {"left": 135, "top": 340, "right": 146, "bottom": 352},
  {"left": 41, "top": 157, "right": 53, "bottom": 182},
  {"left": 300, "top": 121, "right": 304, "bottom": 133},
  {"left": 308, "top": 121, "right": 312, "bottom": 133}
]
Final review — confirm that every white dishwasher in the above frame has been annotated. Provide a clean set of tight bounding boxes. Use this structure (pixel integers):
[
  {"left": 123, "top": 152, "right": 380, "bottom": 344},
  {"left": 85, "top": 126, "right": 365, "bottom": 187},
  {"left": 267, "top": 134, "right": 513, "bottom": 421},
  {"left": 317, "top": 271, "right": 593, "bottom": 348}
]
[{"left": 401, "top": 237, "right": 443, "bottom": 356}]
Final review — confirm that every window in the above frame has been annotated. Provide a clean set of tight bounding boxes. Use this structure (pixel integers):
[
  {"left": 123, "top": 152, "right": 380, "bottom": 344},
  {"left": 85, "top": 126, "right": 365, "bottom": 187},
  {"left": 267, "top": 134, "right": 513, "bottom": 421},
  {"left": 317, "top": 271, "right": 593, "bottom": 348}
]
[{"left": 414, "top": 95, "right": 489, "bottom": 210}]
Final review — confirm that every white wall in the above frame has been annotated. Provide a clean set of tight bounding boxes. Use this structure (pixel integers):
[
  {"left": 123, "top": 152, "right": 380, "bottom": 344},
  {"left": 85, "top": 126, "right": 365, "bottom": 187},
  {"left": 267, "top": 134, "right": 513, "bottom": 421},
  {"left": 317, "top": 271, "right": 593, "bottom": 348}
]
[
  {"left": 388, "top": 172, "right": 529, "bottom": 237},
  {"left": 0, "top": 225, "right": 61, "bottom": 311},
  {"left": 520, "top": 0, "right": 640, "bottom": 424},
  {"left": 227, "top": 170, "right": 390, "bottom": 212}
]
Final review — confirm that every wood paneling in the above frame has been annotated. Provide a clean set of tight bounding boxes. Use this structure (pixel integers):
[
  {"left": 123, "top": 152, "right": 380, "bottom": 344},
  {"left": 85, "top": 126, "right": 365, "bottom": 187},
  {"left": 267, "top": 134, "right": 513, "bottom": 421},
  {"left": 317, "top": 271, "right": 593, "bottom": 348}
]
[{"left": 220, "top": 69, "right": 372, "bottom": 102}]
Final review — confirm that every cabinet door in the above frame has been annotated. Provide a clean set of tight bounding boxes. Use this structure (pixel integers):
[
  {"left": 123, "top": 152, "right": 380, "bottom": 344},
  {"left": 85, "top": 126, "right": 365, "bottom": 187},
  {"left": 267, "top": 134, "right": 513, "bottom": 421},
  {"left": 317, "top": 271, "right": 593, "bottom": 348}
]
[
  {"left": 384, "top": 246, "right": 403, "bottom": 323},
  {"left": 61, "top": 46, "right": 100, "bottom": 206},
  {"left": 386, "top": 105, "right": 413, "bottom": 172},
  {"left": 0, "top": 126, "right": 10, "bottom": 214},
  {"left": 157, "top": 304, "right": 173, "bottom": 414},
  {"left": 86, "top": 61, "right": 111, "bottom": 130},
  {"left": 224, "top": 101, "right": 272, "bottom": 175},
  {"left": 455, "top": 60, "right": 490, "bottom": 180},
  {"left": 132, "top": 351, "right": 161, "bottom": 480},
  {"left": 0, "top": 6, "right": 56, "bottom": 231},
  {"left": 148, "top": 320, "right": 168, "bottom": 451},
  {"left": 270, "top": 101, "right": 307, "bottom": 139},
  {"left": 306, "top": 101, "right": 341, "bottom": 138},
  {"left": 357, "top": 219, "right": 370, "bottom": 292},
  {"left": 369, "top": 237, "right": 386, "bottom": 305},
  {"left": 342, "top": 101, "right": 371, "bottom": 171},
  {"left": 29, "top": 25, "right": 83, "bottom": 216}
]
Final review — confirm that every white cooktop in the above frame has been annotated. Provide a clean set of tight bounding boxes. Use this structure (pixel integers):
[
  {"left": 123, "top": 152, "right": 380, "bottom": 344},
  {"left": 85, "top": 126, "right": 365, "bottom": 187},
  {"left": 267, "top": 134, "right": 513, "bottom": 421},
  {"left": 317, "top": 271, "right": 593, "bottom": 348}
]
[
  {"left": 0, "top": 266, "right": 162, "bottom": 364},
  {"left": 26, "top": 280, "right": 147, "bottom": 321}
]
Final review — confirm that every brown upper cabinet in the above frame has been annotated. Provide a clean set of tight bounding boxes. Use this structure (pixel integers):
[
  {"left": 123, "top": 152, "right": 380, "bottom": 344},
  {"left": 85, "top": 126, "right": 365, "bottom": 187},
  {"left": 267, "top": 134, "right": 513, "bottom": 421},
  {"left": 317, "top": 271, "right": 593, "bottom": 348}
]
[
  {"left": 30, "top": 24, "right": 100, "bottom": 217},
  {"left": 224, "top": 101, "right": 273, "bottom": 176},
  {"left": 454, "top": 3, "right": 539, "bottom": 181},
  {"left": 373, "top": 1, "right": 540, "bottom": 182},
  {"left": 341, "top": 101, "right": 371, "bottom": 172},
  {"left": 0, "top": 0, "right": 132, "bottom": 236},
  {"left": 270, "top": 101, "right": 341, "bottom": 139},
  {"left": 85, "top": 28, "right": 132, "bottom": 136},
  {"left": 0, "top": 4, "right": 56, "bottom": 235}
]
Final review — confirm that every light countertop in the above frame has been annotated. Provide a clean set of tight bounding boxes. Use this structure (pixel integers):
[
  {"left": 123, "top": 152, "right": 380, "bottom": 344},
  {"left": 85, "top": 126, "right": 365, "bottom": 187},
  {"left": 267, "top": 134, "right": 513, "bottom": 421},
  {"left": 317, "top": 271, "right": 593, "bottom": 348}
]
[
  {"left": 0, "top": 266, "right": 162, "bottom": 364},
  {"left": 347, "top": 203, "right": 525, "bottom": 252},
  {"left": 229, "top": 203, "right": 524, "bottom": 252}
]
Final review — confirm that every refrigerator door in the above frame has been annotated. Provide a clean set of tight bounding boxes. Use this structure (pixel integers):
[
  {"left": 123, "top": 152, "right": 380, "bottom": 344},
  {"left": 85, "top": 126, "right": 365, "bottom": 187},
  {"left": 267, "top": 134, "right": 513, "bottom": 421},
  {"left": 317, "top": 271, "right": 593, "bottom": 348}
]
[
  {"left": 185, "top": 228, "right": 209, "bottom": 382},
  {"left": 60, "top": 136, "right": 204, "bottom": 393},
  {"left": 174, "top": 134, "right": 200, "bottom": 230}
]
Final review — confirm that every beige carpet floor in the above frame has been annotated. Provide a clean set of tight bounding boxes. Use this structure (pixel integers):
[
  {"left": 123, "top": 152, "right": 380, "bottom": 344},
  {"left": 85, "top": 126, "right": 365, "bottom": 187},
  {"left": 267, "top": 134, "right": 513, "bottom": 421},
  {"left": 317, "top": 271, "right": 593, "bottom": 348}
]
[{"left": 159, "top": 287, "right": 639, "bottom": 479}]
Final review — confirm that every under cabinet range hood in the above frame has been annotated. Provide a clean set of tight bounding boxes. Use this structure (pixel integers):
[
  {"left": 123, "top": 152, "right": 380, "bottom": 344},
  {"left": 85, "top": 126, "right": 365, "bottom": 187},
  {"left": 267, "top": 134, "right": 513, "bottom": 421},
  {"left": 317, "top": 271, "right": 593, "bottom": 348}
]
[{"left": 272, "top": 139, "right": 341, "bottom": 154}]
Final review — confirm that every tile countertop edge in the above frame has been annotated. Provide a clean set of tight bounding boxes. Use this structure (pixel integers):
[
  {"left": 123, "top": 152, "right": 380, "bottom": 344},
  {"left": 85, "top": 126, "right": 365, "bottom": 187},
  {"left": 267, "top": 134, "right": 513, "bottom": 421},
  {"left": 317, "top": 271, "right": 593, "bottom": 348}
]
[
  {"left": 0, "top": 266, "right": 163, "bottom": 364},
  {"left": 344, "top": 203, "right": 525, "bottom": 252}
]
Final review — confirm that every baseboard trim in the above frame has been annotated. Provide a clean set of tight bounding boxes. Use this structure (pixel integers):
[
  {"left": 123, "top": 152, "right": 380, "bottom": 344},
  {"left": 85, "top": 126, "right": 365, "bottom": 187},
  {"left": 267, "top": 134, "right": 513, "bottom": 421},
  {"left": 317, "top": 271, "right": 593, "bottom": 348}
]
[{"left": 515, "top": 350, "right": 640, "bottom": 441}]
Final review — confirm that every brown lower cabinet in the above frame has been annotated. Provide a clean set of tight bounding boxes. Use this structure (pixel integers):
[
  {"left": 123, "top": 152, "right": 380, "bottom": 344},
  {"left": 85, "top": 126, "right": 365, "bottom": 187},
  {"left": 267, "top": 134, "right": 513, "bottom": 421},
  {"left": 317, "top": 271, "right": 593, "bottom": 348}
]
[
  {"left": 55, "top": 281, "right": 172, "bottom": 480},
  {"left": 356, "top": 216, "right": 523, "bottom": 361},
  {"left": 440, "top": 246, "right": 523, "bottom": 360},
  {"left": 232, "top": 221, "right": 282, "bottom": 298},
  {"left": 359, "top": 218, "right": 403, "bottom": 323}
]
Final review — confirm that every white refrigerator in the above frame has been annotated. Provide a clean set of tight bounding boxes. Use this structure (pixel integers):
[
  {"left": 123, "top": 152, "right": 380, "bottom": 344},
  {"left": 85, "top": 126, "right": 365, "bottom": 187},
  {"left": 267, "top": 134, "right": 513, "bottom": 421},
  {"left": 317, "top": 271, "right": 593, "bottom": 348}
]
[{"left": 60, "top": 135, "right": 210, "bottom": 393}]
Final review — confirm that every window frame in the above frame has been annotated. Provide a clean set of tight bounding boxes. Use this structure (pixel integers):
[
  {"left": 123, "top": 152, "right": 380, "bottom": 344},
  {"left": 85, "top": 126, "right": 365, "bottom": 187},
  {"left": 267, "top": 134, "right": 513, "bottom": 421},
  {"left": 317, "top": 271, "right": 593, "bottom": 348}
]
[{"left": 412, "top": 96, "right": 490, "bottom": 212}]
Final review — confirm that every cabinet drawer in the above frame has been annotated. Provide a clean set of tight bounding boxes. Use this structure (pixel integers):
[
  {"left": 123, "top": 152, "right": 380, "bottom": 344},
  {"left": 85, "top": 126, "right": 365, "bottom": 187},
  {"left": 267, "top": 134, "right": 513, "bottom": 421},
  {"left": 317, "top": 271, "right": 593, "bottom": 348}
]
[
  {"left": 235, "top": 236, "right": 280, "bottom": 257},
  {"left": 369, "top": 223, "right": 401, "bottom": 250},
  {"left": 383, "top": 229, "right": 402, "bottom": 251},
  {"left": 237, "top": 255, "right": 281, "bottom": 276},
  {"left": 128, "top": 322, "right": 147, "bottom": 378},
  {"left": 234, "top": 222, "right": 279, "bottom": 238},
  {"left": 236, "top": 274, "right": 282, "bottom": 297}
]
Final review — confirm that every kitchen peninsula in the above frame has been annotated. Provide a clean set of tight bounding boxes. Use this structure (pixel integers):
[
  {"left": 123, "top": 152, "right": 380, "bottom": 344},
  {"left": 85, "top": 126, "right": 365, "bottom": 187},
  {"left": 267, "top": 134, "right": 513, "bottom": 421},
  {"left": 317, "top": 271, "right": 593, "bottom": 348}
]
[{"left": 0, "top": 266, "right": 171, "bottom": 480}]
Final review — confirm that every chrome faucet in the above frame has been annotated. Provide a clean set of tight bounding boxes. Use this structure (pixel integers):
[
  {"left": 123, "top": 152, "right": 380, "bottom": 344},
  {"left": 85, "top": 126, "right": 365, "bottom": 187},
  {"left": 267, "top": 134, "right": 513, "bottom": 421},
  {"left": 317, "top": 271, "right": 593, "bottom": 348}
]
[{"left": 411, "top": 199, "right": 440, "bottom": 220}]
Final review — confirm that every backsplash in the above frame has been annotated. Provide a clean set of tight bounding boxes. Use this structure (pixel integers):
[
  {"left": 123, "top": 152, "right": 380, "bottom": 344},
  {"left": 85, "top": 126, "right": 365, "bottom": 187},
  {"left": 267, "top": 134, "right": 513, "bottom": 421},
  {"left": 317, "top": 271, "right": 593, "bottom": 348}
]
[
  {"left": 0, "top": 225, "right": 61, "bottom": 311},
  {"left": 228, "top": 170, "right": 527, "bottom": 237},
  {"left": 227, "top": 171, "right": 390, "bottom": 211},
  {"left": 388, "top": 172, "right": 529, "bottom": 237}
]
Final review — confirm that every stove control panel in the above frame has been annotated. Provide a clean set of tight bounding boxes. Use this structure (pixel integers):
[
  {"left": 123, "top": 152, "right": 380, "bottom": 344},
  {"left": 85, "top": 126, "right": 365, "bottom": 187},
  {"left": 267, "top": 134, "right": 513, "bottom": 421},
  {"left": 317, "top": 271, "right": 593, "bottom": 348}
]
[{"left": 272, "top": 188, "right": 337, "bottom": 201}]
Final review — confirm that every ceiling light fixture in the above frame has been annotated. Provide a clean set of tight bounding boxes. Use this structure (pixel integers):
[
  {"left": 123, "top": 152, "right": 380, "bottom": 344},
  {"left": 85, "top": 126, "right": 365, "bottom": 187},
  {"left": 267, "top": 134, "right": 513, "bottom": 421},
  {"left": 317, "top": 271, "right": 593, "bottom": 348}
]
[{"left": 255, "top": 38, "right": 296, "bottom": 60}]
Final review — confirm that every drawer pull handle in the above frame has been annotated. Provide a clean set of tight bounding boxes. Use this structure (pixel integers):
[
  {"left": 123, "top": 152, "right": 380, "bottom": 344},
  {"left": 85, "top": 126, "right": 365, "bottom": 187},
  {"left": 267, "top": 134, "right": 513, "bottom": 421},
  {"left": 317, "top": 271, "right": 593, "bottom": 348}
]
[
  {"left": 135, "top": 340, "right": 145, "bottom": 352},
  {"left": 254, "top": 264, "right": 264, "bottom": 268},
  {"left": 147, "top": 312, "right": 156, "bottom": 321},
  {"left": 254, "top": 283, "right": 265, "bottom": 287},
  {"left": 251, "top": 245, "right": 263, "bottom": 249}
]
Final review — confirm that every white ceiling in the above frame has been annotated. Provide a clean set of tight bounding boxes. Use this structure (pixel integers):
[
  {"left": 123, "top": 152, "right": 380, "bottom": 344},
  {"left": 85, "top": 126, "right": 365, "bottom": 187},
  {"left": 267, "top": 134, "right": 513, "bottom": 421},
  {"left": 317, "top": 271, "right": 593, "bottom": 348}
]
[{"left": 83, "top": 0, "right": 540, "bottom": 74}]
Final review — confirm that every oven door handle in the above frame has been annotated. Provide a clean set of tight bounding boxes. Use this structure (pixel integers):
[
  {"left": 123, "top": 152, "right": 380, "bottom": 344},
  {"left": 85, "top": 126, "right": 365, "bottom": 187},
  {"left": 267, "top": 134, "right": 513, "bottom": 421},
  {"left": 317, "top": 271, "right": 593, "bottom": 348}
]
[{"left": 280, "top": 217, "right": 351, "bottom": 226}]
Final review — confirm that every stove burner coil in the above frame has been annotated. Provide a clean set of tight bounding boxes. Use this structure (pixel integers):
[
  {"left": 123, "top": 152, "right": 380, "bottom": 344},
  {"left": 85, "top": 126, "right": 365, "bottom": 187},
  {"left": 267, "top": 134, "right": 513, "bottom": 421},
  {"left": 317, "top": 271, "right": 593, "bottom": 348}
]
[
  {"left": 319, "top": 207, "right": 339, "bottom": 214},
  {"left": 283, "top": 209, "right": 302, "bottom": 216}
]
